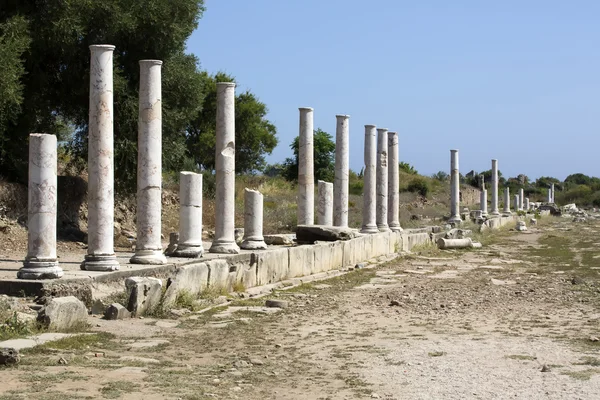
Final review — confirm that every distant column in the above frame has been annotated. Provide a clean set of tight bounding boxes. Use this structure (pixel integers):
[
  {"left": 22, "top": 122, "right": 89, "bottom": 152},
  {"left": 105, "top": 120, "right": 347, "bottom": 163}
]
[
  {"left": 82, "top": 45, "right": 120, "bottom": 271},
  {"left": 519, "top": 188, "right": 524, "bottom": 210},
  {"left": 297, "top": 107, "right": 314, "bottom": 226},
  {"left": 502, "top": 187, "right": 511, "bottom": 216},
  {"left": 449, "top": 150, "right": 462, "bottom": 224},
  {"left": 173, "top": 172, "right": 204, "bottom": 258},
  {"left": 490, "top": 159, "right": 500, "bottom": 216},
  {"left": 18, "top": 134, "right": 63, "bottom": 279},
  {"left": 387, "top": 131, "right": 402, "bottom": 232},
  {"left": 480, "top": 189, "right": 488, "bottom": 216},
  {"left": 524, "top": 197, "right": 530, "bottom": 211},
  {"left": 514, "top": 194, "right": 520, "bottom": 211},
  {"left": 209, "top": 82, "right": 240, "bottom": 254},
  {"left": 361, "top": 125, "right": 378, "bottom": 234},
  {"left": 333, "top": 115, "right": 350, "bottom": 227},
  {"left": 376, "top": 128, "right": 390, "bottom": 231},
  {"left": 317, "top": 180, "right": 333, "bottom": 226},
  {"left": 551, "top": 183, "right": 555, "bottom": 203},
  {"left": 547, "top": 186, "right": 552, "bottom": 203},
  {"left": 241, "top": 189, "right": 267, "bottom": 250},
  {"left": 131, "top": 60, "right": 166, "bottom": 265}
]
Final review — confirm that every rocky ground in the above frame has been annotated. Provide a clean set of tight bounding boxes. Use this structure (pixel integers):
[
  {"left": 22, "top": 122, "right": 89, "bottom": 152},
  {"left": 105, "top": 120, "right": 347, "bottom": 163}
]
[{"left": 1, "top": 216, "right": 600, "bottom": 399}]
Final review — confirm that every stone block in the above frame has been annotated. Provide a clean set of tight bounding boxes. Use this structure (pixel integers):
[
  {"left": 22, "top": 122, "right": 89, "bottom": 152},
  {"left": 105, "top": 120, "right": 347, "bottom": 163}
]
[
  {"left": 207, "top": 259, "right": 230, "bottom": 291},
  {"left": 372, "top": 232, "right": 390, "bottom": 257},
  {"left": 312, "top": 243, "right": 331, "bottom": 274},
  {"left": 256, "top": 248, "right": 289, "bottom": 286},
  {"left": 105, "top": 303, "right": 131, "bottom": 320},
  {"left": 125, "top": 277, "right": 163, "bottom": 317},
  {"left": 288, "top": 246, "right": 312, "bottom": 278},
  {"left": 37, "top": 296, "right": 88, "bottom": 331},
  {"left": 330, "top": 241, "right": 344, "bottom": 271},
  {"left": 161, "top": 263, "right": 209, "bottom": 309},
  {"left": 0, "top": 348, "right": 19, "bottom": 365},
  {"left": 263, "top": 234, "right": 295, "bottom": 246}
]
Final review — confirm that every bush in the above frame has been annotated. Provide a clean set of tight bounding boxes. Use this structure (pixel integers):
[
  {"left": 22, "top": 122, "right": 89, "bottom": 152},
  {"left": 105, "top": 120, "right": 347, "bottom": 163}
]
[{"left": 406, "top": 177, "right": 430, "bottom": 197}]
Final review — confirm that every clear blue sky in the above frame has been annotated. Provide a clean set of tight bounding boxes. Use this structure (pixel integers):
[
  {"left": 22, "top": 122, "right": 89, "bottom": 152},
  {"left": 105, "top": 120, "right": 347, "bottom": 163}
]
[{"left": 187, "top": 1, "right": 599, "bottom": 181}]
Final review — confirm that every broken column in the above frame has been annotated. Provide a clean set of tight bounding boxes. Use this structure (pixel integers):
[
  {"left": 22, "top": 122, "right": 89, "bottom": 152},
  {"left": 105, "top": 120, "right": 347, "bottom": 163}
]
[
  {"left": 490, "top": 159, "right": 500, "bottom": 216},
  {"left": 131, "top": 60, "right": 166, "bottom": 265},
  {"left": 376, "top": 128, "right": 390, "bottom": 231},
  {"left": 333, "top": 114, "right": 349, "bottom": 227},
  {"left": 547, "top": 185, "right": 552, "bottom": 203},
  {"left": 18, "top": 134, "right": 63, "bottom": 279},
  {"left": 241, "top": 188, "right": 267, "bottom": 250},
  {"left": 297, "top": 107, "right": 314, "bottom": 226},
  {"left": 519, "top": 188, "right": 524, "bottom": 211},
  {"left": 387, "top": 131, "right": 402, "bottom": 232},
  {"left": 317, "top": 180, "right": 333, "bottom": 226},
  {"left": 524, "top": 197, "right": 530, "bottom": 211},
  {"left": 449, "top": 149, "right": 462, "bottom": 224},
  {"left": 514, "top": 194, "right": 520, "bottom": 212},
  {"left": 209, "top": 82, "right": 240, "bottom": 254},
  {"left": 502, "top": 187, "right": 511, "bottom": 216},
  {"left": 173, "top": 172, "right": 204, "bottom": 257},
  {"left": 480, "top": 189, "right": 488, "bottom": 217},
  {"left": 82, "top": 44, "right": 120, "bottom": 271},
  {"left": 361, "top": 125, "right": 378, "bottom": 234}
]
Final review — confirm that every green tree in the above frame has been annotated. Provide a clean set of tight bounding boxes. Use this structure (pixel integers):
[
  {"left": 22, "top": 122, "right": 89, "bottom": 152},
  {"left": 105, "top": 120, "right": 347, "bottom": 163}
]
[
  {"left": 186, "top": 72, "right": 278, "bottom": 173},
  {"left": 282, "top": 128, "right": 335, "bottom": 182},
  {"left": 399, "top": 162, "right": 418, "bottom": 175}
]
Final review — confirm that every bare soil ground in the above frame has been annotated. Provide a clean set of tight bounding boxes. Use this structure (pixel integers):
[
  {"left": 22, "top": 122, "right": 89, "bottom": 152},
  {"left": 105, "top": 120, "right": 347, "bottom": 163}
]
[{"left": 2, "top": 216, "right": 600, "bottom": 399}]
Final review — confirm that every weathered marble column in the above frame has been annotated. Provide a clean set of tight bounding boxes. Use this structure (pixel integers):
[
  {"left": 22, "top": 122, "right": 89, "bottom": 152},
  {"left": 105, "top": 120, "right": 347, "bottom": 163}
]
[
  {"left": 131, "top": 60, "right": 166, "bottom": 265},
  {"left": 551, "top": 183, "right": 555, "bottom": 203},
  {"left": 241, "top": 189, "right": 267, "bottom": 250},
  {"left": 480, "top": 189, "right": 488, "bottom": 216},
  {"left": 519, "top": 188, "right": 524, "bottom": 210},
  {"left": 297, "top": 107, "right": 314, "bottom": 226},
  {"left": 514, "top": 194, "right": 520, "bottom": 211},
  {"left": 317, "top": 180, "right": 333, "bottom": 226},
  {"left": 361, "top": 125, "right": 378, "bottom": 233},
  {"left": 387, "top": 131, "right": 402, "bottom": 232},
  {"left": 449, "top": 149, "right": 462, "bottom": 224},
  {"left": 376, "top": 128, "right": 390, "bottom": 231},
  {"left": 82, "top": 45, "right": 120, "bottom": 271},
  {"left": 333, "top": 115, "right": 350, "bottom": 227},
  {"left": 490, "top": 159, "right": 500, "bottom": 216},
  {"left": 502, "top": 187, "right": 511, "bottom": 216},
  {"left": 547, "top": 186, "right": 552, "bottom": 203},
  {"left": 173, "top": 172, "right": 204, "bottom": 257},
  {"left": 209, "top": 82, "right": 240, "bottom": 254},
  {"left": 18, "top": 134, "right": 63, "bottom": 279},
  {"left": 524, "top": 198, "right": 530, "bottom": 211}
]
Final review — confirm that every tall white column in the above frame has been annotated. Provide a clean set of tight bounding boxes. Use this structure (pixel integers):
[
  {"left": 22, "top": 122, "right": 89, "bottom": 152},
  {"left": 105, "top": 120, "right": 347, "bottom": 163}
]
[
  {"left": 547, "top": 186, "right": 552, "bottom": 203},
  {"left": 317, "top": 180, "right": 333, "bottom": 226},
  {"left": 131, "top": 60, "right": 166, "bottom": 265},
  {"left": 333, "top": 115, "right": 350, "bottom": 227},
  {"left": 387, "top": 131, "right": 402, "bottom": 232},
  {"left": 18, "top": 134, "right": 63, "bottom": 279},
  {"left": 361, "top": 125, "right": 378, "bottom": 233},
  {"left": 449, "top": 149, "right": 462, "bottom": 224},
  {"left": 524, "top": 197, "right": 530, "bottom": 211},
  {"left": 490, "top": 159, "right": 500, "bottom": 216},
  {"left": 514, "top": 194, "right": 520, "bottom": 211},
  {"left": 173, "top": 172, "right": 203, "bottom": 257},
  {"left": 209, "top": 82, "right": 240, "bottom": 254},
  {"left": 519, "top": 188, "right": 524, "bottom": 210},
  {"left": 502, "top": 187, "right": 511, "bottom": 216},
  {"left": 82, "top": 45, "right": 119, "bottom": 271},
  {"left": 551, "top": 183, "right": 555, "bottom": 203},
  {"left": 297, "top": 107, "right": 314, "bottom": 226},
  {"left": 480, "top": 189, "right": 488, "bottom": 216},
  {"left": 376, "top": 128, "right": 390, "bottom": 231},
  {"left": 241, "top": 189, "right": 267, "bottom": 250}
]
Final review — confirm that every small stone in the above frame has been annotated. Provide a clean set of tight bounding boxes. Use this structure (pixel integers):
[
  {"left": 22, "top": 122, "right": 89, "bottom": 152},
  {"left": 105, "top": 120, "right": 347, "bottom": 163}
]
[
  {"left": 275, "top": 344, "right": 282, "bottom": 348},
  {"left": 265, "top": 299, "right": 289, "bottom": 309},
  {"left": 233, "top": 360, "right": 250, "bottom": 368},
  {"left": 104, "top": 303, "right": 131, "bottom": 320},
  {"left": 0, "top": 348, "right": 20, "bottom": 365},
  {"left": 232, "top": 387, "right": 242, "bottom": 392},
  {"left": 355, "top": 263, "right": 366, "bottom": 269},
  {"left": 389, "top": 300, "right": 401, "bottom": 307},
  {"left": 250, "top": 358, "right": 264, "bottom": 366},
  {"left": 589, "top": 336, "right": 599, "bottom": 342},
  {"left": 58, "top": 356, "right": 68, "bottom": 365},
  {"left": 371, "top": 394, "right": 381, "bottom": 399},
  {"left": 37, "top": 296, "right": 88, "bottom": 331},
  {"left": 541, "top": 365, "right": 550, "bottom": 372}
]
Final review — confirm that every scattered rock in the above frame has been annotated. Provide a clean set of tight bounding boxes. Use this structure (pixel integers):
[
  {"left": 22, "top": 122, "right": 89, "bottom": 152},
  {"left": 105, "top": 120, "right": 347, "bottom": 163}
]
[
  {"left": 389, "top": 300, "right": 401, "bottom": 307},
  {"left": 265, "top": 299, "right": 289, "bottom": 309},
  {"left": 571, "top": 277, "right": 584, "bottom": 285},
  {"left": 90, "top": 299, "right": 107, "bottom": 315},
  {"left": 125, "top": 277, "right": 163, "bottom": 316},
  {"left": 491, "top": 279, "right": 517, "bottom": 286},
  {"left": 516, "top": 221, "right": 527, "bottom": 232},
  {"left": 104, "top": 303, "right": 131, "bottom": 320},
  {"left": 58, "top": 356, "right": 68, "bottom": 365},
  {"left": 264, "top": 234, "right": 295, "bottom": 246},
  {"left": 37, "top": 296, "right": 88, "bottom": 331},
  {"left": 250, "top": 358, "right": 265, "bottom": 366},
  {"left": 589, "top": 336, "right": 599, "bottom": 342},
  {"left": 541, "top": 365, "right": 550, "bottom": 372},
  {"left": 233, "top": 360, "right": 250, "bottom": 368},
  {"left": 0, "top": 348, "right": 19, "bottom": 365},
  {"left": 355, "top": 263, "right": 366, "bottom": 269}
]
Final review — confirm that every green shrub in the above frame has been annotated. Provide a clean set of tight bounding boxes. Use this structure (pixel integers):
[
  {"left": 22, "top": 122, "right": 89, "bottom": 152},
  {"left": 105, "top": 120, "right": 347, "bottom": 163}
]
[{"left": 406, "top": 177, "right": 430, "bottom": 197}]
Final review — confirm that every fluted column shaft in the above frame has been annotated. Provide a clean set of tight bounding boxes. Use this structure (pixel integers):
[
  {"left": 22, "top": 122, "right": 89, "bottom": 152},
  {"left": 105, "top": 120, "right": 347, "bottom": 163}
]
[
  {"left": 333, "top": 115, "right": 349, "bottom": 227},
  {"left": 297, "top": 107, "right": 314, "bottom": 225},
  {"left": 387, "top": 131, "right": 402, "bottom": 231}
]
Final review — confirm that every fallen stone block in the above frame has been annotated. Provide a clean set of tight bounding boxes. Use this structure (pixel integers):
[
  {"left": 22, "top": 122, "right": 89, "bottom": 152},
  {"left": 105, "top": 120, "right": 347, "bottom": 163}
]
[
  {"left": 0, "top": 348, "right": 20, "bottom": 365},
  {"left": 37, "top": 296, "right": 88, "bottom": 331},
  {"left": 125, "top": 277, "right": 163, "bottom": 316},
  {"left": 437, "top": 238, "right": 474, "bottom": 249},
  {"left": 516, "top": 221, "right": 528, "bottom": 231},
  {"left": 104, "top": 303, "right": 131, "bottom": 320},
  {"left": 296, "top": 225, "right": 360, "bottom": 243},
  {"left": 264, "top": 234, "right": 295, "bottom": 246}
]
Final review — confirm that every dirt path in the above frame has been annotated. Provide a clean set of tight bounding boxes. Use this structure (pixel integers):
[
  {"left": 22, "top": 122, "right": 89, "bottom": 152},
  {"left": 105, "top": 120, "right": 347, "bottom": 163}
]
[{"left": 2, "top": 217, "right": 600, "bottom": 399}]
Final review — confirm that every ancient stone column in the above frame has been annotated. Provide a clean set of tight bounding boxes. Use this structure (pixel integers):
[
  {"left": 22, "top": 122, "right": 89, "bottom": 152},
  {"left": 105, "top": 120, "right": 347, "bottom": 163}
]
[
  {"left": 297, "top": 107, "right": 314, "bottom": 226},
  {"left": 82, "top": 45, "right": 120, "bottom": 271},
  {"left": 361, "top": 125, "right": 378, "bottom": 233},
  {"left": 387, "top": 131, "right": 402, "bottom": 232},
  {"left": 317, "top": 180, "right": 333, "bottom": 226},
  {"left": 551, "top": 183, "right": 555, "bottom": 203},
  {"left": 241, "top": 189, "right": 267, "bottom": 250},
  {"left": 18, "top": 134, "right": 63, "bottom": 279},
  {"left": 502, "top": 187, "right": 511, "bottom": 216},
  {"left": 173, "top": 172, "right": 203, "bottom": 257},
  {"left": 547, "top": 186, "right": 552, "bottom": 203},
  {"left": 376, "top": 128, "right": 390, "bottom": 231},
  {"left": 209, "top": 82, "right": 240, "bottom": 254},
  {"left": 514, "top": 194, "right": 520, "bottom": 211},
  {"left": 449, "top": 149, "right": 462, "bottom": 224},
  {"left": 131, "top": 60, "right": 166, "bottom": 265},
  {"left": 524, "top": 197, "right": 530, "bottom": 211},
  {"left": 519, "top": 188, "right": 524, "bottom": 210},
  {"left": 490, "top": 159, "right": 500, "bottom": 216},
  {"left": 333, "top": 114, "right": 350, "bottom": 227},
  {"left": 480, "top": 189, "right": 488, "bottom": 216}
]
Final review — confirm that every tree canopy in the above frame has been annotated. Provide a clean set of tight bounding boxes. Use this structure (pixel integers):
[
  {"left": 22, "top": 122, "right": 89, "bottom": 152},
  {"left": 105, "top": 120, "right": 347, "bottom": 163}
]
[{"left": 282, "top": 128, "right": 335, "bottom": 182}]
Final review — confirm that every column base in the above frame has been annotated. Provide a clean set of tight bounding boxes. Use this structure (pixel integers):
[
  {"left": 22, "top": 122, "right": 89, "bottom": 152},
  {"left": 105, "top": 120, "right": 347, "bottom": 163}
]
[
  {"left": 130, "top": 249, "right": 167, "bottom": 265},
  {"left": 389, "top": 223, "right": 403, "bottom": 232},
  {"left": 360, "top": 225, "right": 379, "bottom": 234},
  {"left": 18, "top": 260, "right": 63, "bottom": 280},
  {"left": 448, "top": 216, "right": 462, "bottom": 225},
  {"left": 240, "top": 239, "right": 268, "bottom": 250},
  {"left": 172, "top": 244, "right": 204, "bottom": 258},
  {"left": 209, "top": 240, "right": 240, "bottom": 254},
  {"left": 81, "top": 254, "right": 120, "bottom": 271},
  {"left": 377, "top": 224, "right": 390, "bottom": 232},
  {"left": 490, "top": 211, "right": 501, "bottom": 217}
]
